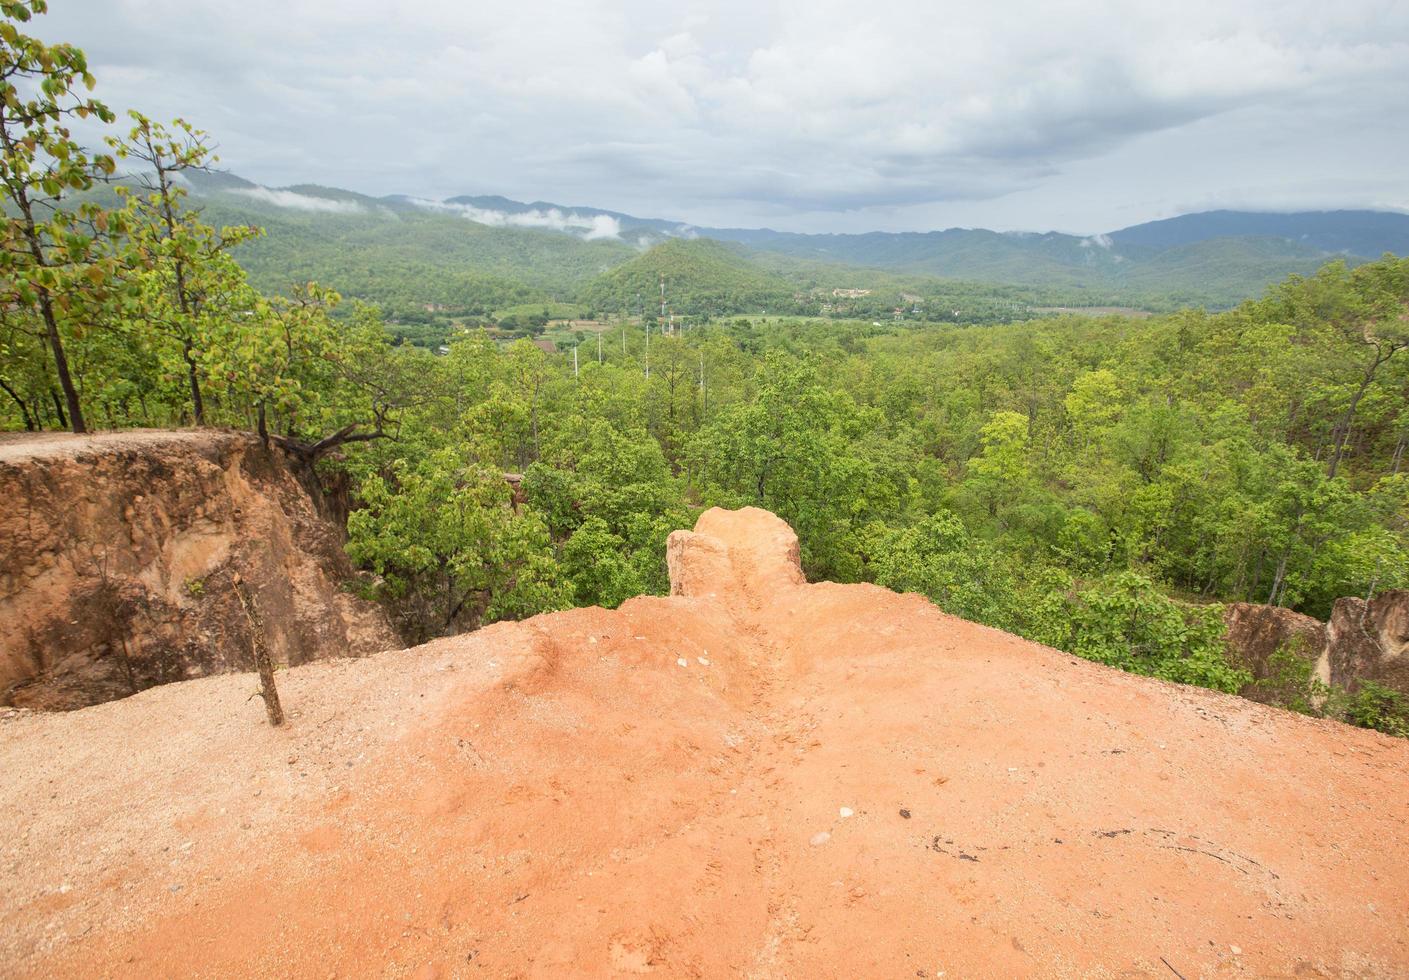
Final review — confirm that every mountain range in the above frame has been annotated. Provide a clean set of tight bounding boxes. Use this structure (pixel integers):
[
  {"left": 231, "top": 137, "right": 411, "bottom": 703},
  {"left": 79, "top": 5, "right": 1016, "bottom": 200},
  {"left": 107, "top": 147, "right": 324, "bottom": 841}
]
[{"left": 176, "top": 170, "right": 1409, "bottom": 328}]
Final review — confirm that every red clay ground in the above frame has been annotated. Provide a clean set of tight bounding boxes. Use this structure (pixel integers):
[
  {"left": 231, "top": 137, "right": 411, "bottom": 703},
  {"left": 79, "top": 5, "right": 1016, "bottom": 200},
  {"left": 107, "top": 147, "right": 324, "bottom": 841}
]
[{"left": 2, "top": 507, "right": 1407, "bottom": 978}]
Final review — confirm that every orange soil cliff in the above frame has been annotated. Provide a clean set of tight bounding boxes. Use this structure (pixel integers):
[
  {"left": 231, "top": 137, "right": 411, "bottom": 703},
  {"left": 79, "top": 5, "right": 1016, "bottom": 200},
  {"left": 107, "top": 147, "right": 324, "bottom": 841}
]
[
  {"left": 1, "top": 506, "right": 1406, "bottom": 977},
  {"left": 0, "top": 430, "right": 396, "bottom": 709}
]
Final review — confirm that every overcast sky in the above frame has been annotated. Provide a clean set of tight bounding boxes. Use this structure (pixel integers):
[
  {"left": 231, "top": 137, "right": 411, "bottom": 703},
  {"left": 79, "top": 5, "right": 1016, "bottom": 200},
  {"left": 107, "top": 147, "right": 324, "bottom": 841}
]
[{"left": 33, "top": 0, "right": 1409, "bottom": 234}]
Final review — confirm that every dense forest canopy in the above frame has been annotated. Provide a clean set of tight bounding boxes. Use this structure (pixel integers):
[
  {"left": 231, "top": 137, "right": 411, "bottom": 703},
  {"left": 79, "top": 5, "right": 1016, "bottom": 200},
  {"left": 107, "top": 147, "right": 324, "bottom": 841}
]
[{"left": 2, "top": 0, "right": 1407, "bottom": 735}]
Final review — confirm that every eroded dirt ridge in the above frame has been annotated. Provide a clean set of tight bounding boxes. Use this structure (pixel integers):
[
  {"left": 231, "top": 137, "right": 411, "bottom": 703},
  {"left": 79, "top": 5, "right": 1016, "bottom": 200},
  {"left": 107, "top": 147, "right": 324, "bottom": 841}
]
[
  {"left": 0, "top": 430, "right": 397, "bottom": 709},
  {"left": 2, "top": 506, "right": 1407, "bottom": 977}
]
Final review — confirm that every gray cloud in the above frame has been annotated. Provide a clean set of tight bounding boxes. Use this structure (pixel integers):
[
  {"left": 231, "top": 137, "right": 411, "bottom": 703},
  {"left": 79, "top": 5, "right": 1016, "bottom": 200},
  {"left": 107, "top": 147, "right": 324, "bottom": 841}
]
[{"left": 30, "top": 0, "right": 1409, "bottom": 232}]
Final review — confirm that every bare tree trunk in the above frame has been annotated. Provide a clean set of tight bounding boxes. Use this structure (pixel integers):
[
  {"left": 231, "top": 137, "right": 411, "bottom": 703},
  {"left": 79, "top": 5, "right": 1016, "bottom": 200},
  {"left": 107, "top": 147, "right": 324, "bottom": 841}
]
[
  {"left": 41, "top": 297, "right": 86, "bottom": 433},
  {"left": 183, "top": 343, "right": 205, "bottom": 426},
  {"left": 49, "top": 388, "right": 67, "bottom": 430},
  {"left": 232, "top": 574, "right": 284, "bottom": 726},
  {"left": 1267, "top": 553, "right": 1289, "bottom": 607},
  {"left": 1329, "top": 347, "right": 1395, "bottom": 479},
  {"left": 0, "top": 120, "right": 88, "bottom": 434},
  {"left": 0, "top": 377, "right": 35, "bottom": 431}
]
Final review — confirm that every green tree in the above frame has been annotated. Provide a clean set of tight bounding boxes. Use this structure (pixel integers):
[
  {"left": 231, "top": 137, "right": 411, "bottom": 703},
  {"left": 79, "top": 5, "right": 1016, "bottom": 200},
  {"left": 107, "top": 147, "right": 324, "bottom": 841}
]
[
  {"left": 346, "top": 449, "right": 569, "bottom": 641},
  {"left": 1059, "top": 571, "right": 1248, "bottom": 693},
  {"left": 111, "top": 111, "right": 260, "bottom": 425},
  {"left": 0, "top": 0, "right": 123, "bottom": 431},
  {"left": 866, "top": 511, "right": 1021, "bottom": 630},
  {"left": 561, "top": 517, "right": 647, "bottom": 608},
  {"left": 690, "top": 353, "right": 894, "bottom": 579},
  {"left": 966, "top": 409, "right": 1031, "bottom": 518}
]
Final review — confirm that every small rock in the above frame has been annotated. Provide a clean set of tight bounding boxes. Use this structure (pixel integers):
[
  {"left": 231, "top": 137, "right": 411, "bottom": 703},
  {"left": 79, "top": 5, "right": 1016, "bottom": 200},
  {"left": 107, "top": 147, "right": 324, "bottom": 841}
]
[
  {"left": 697, "top": 657, "right": 710, "bottom": 666},
  {"left": 899, "top": 809, "right": 911, "bottom": 819},
  {"left": 810, "top": 832, "right": 831, "bottom": 846},
  {"left": 839, "top": 807, "right": 854, "bottom": 819},
  {"left": 677, "top": 658, "right": 688, "bottom": 668},
  {"left": 1230, "top": 946, "right": 1242, "bottom": 956}
]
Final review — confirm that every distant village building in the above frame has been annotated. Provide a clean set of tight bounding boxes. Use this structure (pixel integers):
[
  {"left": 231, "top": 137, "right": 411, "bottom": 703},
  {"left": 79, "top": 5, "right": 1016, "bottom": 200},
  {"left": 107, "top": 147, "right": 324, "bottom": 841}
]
[{"left": 832, "top": 288, "right": 872, "bottom": 298}]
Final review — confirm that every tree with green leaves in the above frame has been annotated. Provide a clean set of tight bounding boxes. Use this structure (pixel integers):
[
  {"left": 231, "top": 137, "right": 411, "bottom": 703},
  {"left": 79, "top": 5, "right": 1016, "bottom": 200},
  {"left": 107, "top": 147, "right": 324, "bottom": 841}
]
[
  {"left": 346, "top": 449, "right": 569, "bottom": 641},
  {"left": 865, "top": 511, "right": 1021, "bottom": 630},
  {"left": 111, "top": 111, "right": 261, "bottom": 426},
  {"left": 1322, "top": 259, "right": 1409, "bottom": 478},
  {"left": 0, "top": 0, "right": 125, "bottom": 432},
  {"left": 965, "top": 410, "right": 1031, "bottom": 519}
]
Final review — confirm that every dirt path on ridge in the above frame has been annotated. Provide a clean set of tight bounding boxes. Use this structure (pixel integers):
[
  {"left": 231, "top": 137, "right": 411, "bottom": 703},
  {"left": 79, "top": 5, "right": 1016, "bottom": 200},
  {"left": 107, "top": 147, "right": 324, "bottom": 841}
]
[{"left": 1, "top": 507, "right": 1407, "bottom": 977}]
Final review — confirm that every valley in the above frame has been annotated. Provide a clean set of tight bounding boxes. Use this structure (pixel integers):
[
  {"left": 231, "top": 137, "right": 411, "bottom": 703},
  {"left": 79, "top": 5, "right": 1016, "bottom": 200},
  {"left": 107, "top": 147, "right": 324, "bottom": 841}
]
[
  {"left": 3, "top": 3, "right": 1408, "bottom": 974},
  {"left": 173, "top": 170, "right": 1409, "bottom": 346}
]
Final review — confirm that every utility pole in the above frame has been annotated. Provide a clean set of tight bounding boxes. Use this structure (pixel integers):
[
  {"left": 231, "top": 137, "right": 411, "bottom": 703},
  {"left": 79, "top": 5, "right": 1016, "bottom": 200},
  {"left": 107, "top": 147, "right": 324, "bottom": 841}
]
[
  {"left": 597, "top": 331, "right": 602, "bottom": 365},
  {"left": 644, "top": 321, "right": 650, "bottom": 379},
  {"left": 573, "top": 344, "right": 579, "bottom": 379},
  {"left": 699, "top": 349, "right": 706, "bottom": 415}
]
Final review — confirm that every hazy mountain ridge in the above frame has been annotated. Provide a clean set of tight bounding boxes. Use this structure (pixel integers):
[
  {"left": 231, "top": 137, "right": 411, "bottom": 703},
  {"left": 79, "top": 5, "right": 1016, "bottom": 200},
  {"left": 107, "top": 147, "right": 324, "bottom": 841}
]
[
  {"left": 178, "top": 171, "right": 1409, "bottom": 314},
  {"left": 1107, "top": 209, "right": 1409, "bottom": 257}
]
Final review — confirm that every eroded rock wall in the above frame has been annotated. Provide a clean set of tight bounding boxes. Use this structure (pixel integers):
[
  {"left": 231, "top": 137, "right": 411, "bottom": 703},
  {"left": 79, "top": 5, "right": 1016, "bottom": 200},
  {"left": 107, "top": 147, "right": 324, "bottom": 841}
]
[
  {"left": 1325, "top": 592, "right": 1409, "bottom": 694},
  {"left": 0, "top": 430, "right": 398, "bottom": 709},
  {"left": 1225, "top": 592, "right": 1409, "bottom": 699}
]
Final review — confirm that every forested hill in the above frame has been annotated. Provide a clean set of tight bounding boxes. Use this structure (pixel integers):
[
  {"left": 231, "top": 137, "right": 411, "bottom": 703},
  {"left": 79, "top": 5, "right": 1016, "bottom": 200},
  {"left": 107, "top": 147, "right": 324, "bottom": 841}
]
[
  {"left": 177, "top": 172, "right": 638, "bottom": 316},
  {"left": 175, "top": 172, "right": 1409, "bottom": 317},
  {"left": 578, "top": 239, "right": 797, "bottom": 317}
]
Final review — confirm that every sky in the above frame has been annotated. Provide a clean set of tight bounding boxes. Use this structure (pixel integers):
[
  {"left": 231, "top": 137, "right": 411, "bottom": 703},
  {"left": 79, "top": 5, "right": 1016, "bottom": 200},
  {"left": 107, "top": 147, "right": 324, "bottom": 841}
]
[{"left": 32, "top": 0, "right": 1409, "bottom": 234}]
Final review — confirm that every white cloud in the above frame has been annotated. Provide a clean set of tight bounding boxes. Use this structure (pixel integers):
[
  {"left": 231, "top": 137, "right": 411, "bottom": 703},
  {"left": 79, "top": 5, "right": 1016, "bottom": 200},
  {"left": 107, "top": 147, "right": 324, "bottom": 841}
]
[
  {"left": 230, "top": 187, "right": 366, "bottom": 214},
  {"left": 31, "top": 0, "right": 1409, "bottom": 232},
  {"left": 409, "top": 199, "right": 622, "bottom": 239}
]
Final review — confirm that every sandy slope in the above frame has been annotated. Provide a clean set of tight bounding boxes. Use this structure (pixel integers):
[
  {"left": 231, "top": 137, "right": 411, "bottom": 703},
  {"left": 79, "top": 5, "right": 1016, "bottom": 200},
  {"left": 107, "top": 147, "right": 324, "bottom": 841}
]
[{"left": 2, "top": 507, "right": 1406, "bottom": 978}]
